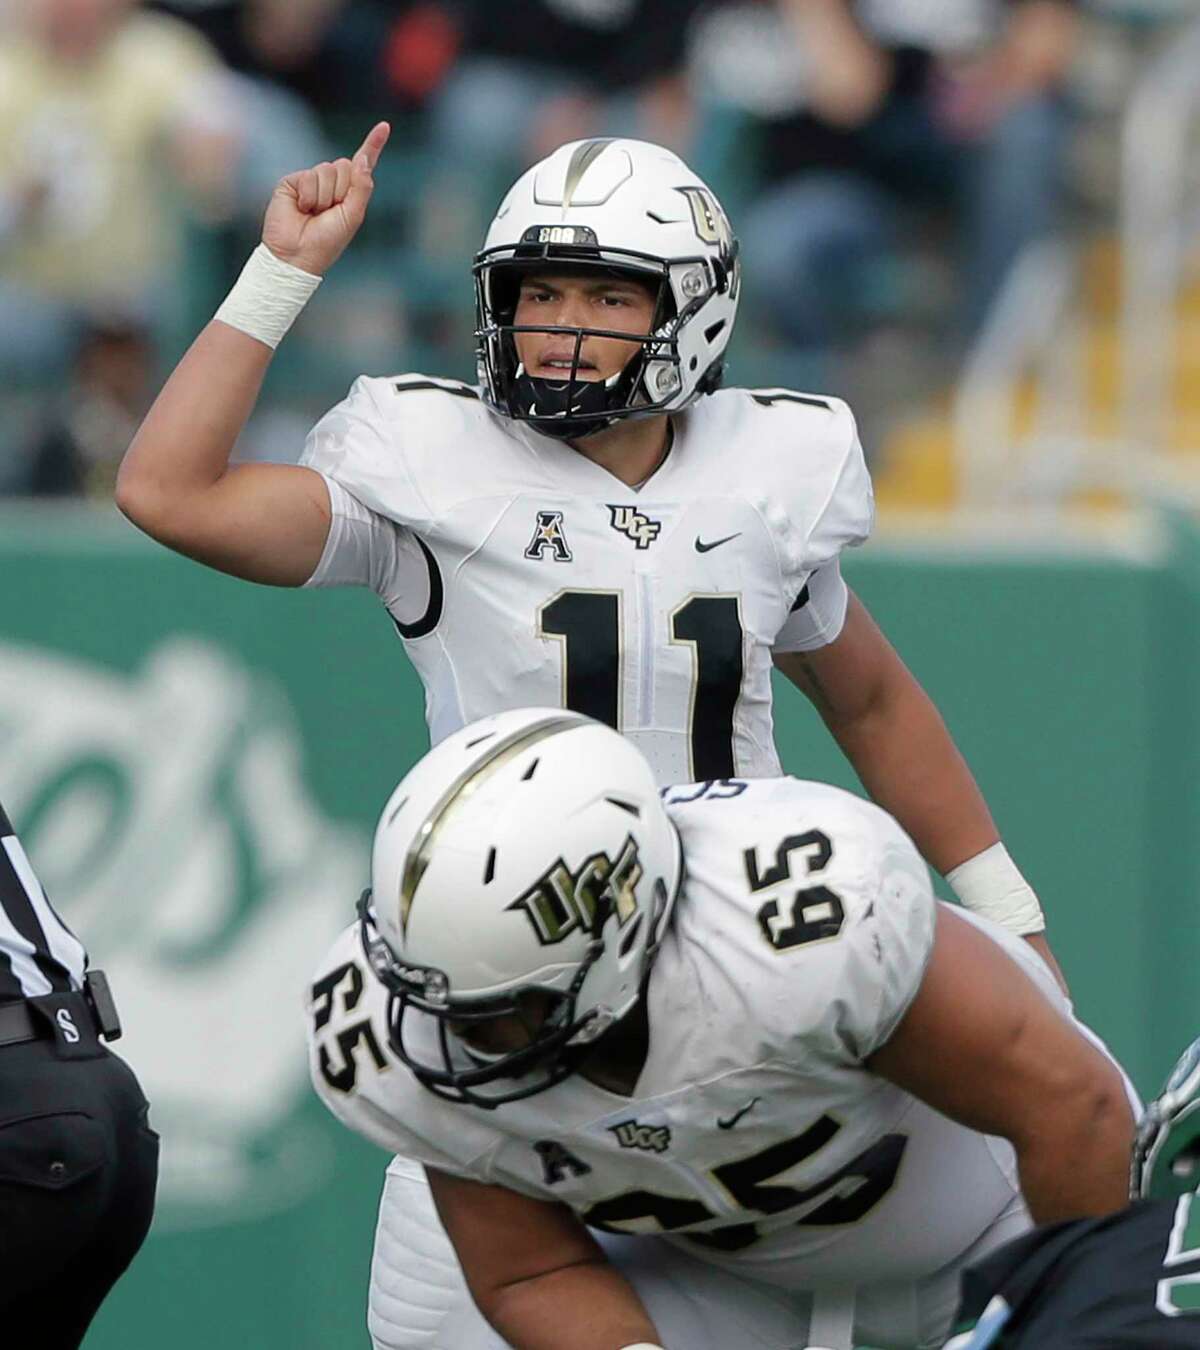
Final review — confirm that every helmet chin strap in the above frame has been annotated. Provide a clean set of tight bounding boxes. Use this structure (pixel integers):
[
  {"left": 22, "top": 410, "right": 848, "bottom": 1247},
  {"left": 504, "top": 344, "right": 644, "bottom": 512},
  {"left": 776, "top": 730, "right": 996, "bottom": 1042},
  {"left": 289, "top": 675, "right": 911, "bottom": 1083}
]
[{"left": 511, "top": 366, "right": 629, "bottom": 441}]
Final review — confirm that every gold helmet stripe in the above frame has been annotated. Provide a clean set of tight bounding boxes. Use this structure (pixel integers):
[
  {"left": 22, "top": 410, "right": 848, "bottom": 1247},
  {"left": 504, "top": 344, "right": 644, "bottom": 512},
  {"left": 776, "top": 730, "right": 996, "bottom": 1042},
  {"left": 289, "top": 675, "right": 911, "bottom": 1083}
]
[
  {"left": 398, "top": 714, "right": 585, "bottom": 935},
  {"left": 561, "top": 139, "right": 617, "bottom": 216}
]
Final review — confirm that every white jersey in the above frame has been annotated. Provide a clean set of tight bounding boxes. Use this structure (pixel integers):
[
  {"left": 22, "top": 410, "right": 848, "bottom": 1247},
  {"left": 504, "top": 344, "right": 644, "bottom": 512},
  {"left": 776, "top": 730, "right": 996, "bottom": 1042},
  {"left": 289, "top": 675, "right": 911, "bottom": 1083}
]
[
  {"left": 309, "top": 778, "right": 1055, "bottom": 1295},
  {"left": 300, "top": 378, "right": 873, "bottom": 783}
]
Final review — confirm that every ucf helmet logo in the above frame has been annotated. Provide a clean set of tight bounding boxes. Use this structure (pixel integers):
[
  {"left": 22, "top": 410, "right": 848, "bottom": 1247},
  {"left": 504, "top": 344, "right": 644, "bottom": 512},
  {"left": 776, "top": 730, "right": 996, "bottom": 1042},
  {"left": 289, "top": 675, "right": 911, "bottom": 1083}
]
[
  {"left": 508, "top": 835, "right": 642, "bottom": 946},
  {"left": 678, "top": 186, "right": 732, "bottom": 249},
  {"left": 608, "top": 505, "right": 661, "bottom": 550},
  {"left": 677, "top": 186, "right": 740, "bottom": 300}
]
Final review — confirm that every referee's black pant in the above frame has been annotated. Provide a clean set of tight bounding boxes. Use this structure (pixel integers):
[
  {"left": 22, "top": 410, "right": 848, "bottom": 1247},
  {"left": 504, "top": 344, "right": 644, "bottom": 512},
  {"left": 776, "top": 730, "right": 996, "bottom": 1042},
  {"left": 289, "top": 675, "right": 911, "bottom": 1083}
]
[{"left": 0, "top": 995, "right": 159, "bottom": 1348}]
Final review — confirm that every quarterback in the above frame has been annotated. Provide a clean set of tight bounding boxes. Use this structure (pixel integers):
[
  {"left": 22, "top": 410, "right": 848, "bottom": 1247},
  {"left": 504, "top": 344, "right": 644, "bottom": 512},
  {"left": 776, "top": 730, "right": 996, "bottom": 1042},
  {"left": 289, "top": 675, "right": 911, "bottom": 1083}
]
[{"left": 308, "top": 708, "right": 1134, "bottom": 1350}]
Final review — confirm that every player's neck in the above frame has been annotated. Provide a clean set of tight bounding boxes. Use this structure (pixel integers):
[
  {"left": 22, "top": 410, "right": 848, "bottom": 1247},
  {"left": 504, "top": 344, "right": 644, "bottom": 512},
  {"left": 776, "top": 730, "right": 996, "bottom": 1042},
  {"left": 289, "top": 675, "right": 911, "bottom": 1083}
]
[
  {"left": 568, "top": 414, "right": 671, "bottom": 488},
  {"left": 578, "top": 998, "right": 650, "bottom": 1096}
]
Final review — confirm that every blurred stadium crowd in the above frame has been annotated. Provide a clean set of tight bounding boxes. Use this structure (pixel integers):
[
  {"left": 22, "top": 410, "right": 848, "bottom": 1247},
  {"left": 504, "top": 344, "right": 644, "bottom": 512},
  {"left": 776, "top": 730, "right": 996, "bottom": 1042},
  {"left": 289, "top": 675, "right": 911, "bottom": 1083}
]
[{"left": 0, "top": 0, "right": 1193, "bottom": 503}]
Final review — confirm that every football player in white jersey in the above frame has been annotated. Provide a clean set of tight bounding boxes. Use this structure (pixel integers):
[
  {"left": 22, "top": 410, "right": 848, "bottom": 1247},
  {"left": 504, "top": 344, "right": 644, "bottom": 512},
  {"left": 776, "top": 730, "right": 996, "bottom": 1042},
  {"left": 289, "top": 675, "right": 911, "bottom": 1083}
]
[{"left": 308, "top": 708, "right": 1134, "bottom": 1350}]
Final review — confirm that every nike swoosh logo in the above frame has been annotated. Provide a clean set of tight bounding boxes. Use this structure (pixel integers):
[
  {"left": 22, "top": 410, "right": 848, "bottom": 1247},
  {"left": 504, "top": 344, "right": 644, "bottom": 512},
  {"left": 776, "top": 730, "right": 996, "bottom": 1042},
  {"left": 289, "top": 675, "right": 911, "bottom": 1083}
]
[
  {"left": 717, "top": 1096, "right": 760, "bottom": 1130},
  {"left": 695, "top": 533, "right": 741, "bottom": 553}
]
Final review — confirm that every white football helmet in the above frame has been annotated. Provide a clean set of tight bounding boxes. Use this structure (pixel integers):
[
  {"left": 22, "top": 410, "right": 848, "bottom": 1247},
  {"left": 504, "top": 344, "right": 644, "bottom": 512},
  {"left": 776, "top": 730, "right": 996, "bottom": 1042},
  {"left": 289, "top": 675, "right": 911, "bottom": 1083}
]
[
  {"left": 474, "top": 137, "right": 741, "bottom": 440},
  {"left": 358, "top": 708, "right": 683, "bottom": 1107}
]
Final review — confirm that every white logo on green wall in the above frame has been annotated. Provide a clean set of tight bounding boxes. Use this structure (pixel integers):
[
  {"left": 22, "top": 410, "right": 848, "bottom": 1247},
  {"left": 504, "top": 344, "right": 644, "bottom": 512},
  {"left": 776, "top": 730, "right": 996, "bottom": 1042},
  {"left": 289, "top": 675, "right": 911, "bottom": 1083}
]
[{"left": 0, "top": 639, "right": 365, "bottom": 1231}]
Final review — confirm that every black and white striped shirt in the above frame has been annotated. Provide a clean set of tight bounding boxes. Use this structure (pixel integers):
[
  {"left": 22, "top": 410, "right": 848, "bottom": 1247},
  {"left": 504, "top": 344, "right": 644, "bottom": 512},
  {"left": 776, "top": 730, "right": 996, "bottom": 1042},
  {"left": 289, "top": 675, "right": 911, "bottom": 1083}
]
[{"left": 0, "top": 803, "right": 87, "bottom": 1000}]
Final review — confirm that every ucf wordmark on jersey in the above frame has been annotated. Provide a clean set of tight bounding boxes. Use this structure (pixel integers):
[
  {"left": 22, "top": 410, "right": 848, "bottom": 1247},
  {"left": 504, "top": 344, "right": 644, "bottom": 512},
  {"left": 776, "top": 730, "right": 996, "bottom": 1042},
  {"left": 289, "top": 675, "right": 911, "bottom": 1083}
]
[
  {"left": 309, "top": 779, "right": 1058, "bottom": 1310},
  {"left": 300, "top": 377, "right": 873, "bottom": 784}
]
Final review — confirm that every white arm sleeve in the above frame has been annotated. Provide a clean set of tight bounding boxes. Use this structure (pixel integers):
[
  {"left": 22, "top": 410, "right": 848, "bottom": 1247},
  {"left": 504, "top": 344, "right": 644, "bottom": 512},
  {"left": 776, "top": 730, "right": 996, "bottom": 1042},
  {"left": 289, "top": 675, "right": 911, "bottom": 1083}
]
[
  {"left": 771, "top": 560, "right": 850, "bottom": 653},
  {"left": 303, "top": 473, "right": 432, "bottom": 622}
]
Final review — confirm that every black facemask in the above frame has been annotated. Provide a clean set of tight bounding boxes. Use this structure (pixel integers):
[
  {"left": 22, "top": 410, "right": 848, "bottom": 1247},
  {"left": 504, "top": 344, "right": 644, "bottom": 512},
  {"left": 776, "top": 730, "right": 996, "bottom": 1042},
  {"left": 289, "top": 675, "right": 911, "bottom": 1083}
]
[
  {"left": 474, "top": 253, "right": 691, "bottom": 439},
  {"left": 505, "top": 325, "right": 646, "bottom": 441},
  {"left": 356, "top": 890, "right": 607, "bottom": 1109}
]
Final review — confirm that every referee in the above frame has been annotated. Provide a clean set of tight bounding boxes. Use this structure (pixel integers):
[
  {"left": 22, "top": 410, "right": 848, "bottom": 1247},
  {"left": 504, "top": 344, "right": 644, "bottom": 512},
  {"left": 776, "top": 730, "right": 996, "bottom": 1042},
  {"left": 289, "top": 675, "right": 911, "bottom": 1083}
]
[{"left": 0, "top": 800, "right": 158, "bottom": 1347}]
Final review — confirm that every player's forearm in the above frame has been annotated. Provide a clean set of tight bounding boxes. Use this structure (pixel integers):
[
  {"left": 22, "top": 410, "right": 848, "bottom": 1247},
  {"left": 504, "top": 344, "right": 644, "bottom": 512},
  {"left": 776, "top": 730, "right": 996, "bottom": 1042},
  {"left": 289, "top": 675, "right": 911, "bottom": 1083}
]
[
  {"left": 1013, "top": 1079, "right": 1135, "bottom": 1223},
  {"left": 115, "top": 320, "right": 273, "bottom": 534},
  {"left": 826, "top": 670, "right": 998, "bottom": 876},
  {"left": 119, "top": 124, "right": 386, "bottom": 543},
  {"left": 831, "top": 672, "right": 1063, "bottom": 978},
  {"left": 479, "top": 1258, "right": 661, "bottom": 1350}
]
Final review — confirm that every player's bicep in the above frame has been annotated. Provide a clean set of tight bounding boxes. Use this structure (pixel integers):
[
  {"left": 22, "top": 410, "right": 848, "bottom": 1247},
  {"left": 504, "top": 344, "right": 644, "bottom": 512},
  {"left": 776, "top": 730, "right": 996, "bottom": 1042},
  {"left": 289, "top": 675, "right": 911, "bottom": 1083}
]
[
  {"left": 868, "top": 905, "right": 1126, "bottom": 1146},
  {"left": 427, "top": 1166, "right": 603, "bottom": 1301},
  {"left": 154, "top": 462, "right": 332, "bottom": 587},
  {"left": 775, "top": 591, "right": 900, "bottom": 723}
]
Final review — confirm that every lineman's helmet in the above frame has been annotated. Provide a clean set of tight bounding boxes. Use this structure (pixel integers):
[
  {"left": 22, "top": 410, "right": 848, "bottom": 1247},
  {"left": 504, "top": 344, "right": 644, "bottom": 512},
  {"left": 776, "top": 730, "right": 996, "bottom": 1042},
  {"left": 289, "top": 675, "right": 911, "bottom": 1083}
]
[{"left": 358, "top": 708, "right": 682, "bottom": 1108}]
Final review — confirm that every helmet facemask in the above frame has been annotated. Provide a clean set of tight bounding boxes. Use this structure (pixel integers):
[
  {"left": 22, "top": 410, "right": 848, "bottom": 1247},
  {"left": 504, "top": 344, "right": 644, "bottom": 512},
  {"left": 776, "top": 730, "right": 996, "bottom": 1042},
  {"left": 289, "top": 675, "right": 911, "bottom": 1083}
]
[
  {"left": 1131, "top": 1035, "right": 1200, "bottom": 1200},
  {"left": 357, "top": 869, "right": 674, "bottom": 1109},
  {"left": 474, "top": 246, "right": 731, "bottom": 441}
]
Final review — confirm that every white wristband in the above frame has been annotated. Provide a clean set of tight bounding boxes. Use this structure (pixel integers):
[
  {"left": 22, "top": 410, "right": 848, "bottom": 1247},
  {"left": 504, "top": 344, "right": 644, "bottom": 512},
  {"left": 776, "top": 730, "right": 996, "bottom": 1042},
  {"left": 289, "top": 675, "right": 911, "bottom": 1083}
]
[
  {"left": 213, "top": 243, "right": 321, "bottom": 349},
  {"left": 618, "top": 1345, "right": 665, "bottom": 1349},
  {"left": 945, "top": 842, "right": 1045, "bottom": 935}
]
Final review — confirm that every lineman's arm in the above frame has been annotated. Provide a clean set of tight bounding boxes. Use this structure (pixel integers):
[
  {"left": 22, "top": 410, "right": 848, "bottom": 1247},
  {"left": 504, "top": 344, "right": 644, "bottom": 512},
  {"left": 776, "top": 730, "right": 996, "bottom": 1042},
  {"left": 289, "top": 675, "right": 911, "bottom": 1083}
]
[
  {"left": 868, "top": 905, "right": 1134, "bottom": 1224},
  {"left": 427, "top": 1167, "right": 662, "bottom": 1350},
  {"left": 115, "top": 123, "right": 390, "bottom": 587},
  {"left": 774, "top": 591, "right": 1065, "bottom": 986}
]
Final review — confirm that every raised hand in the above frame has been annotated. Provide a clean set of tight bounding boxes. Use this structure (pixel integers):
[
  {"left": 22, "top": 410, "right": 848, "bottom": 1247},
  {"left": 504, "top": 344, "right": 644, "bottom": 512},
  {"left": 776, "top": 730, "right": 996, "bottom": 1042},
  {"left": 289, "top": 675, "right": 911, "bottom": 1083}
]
[{"left": 262, "top": 121, "right": 390, "bottom": 277}]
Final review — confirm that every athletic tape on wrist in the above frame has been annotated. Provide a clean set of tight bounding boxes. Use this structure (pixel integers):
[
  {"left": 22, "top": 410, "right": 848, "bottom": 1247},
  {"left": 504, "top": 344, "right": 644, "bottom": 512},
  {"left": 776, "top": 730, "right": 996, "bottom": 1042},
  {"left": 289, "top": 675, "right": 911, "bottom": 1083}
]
[
  {"left": 945, "top": 842, "right": 1045, "bottom": 935},
  {"left": 213, "top": 243, "right": 321, "bottom": 349},
  {"left": 617, "top": 1344, "right": 665, "bottom": 1349}
]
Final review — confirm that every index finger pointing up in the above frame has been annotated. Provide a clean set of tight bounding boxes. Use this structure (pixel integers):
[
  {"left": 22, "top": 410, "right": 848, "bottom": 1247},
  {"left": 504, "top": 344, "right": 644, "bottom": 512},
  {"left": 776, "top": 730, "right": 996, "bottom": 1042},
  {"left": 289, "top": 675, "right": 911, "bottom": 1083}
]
[{"left": 354, "top": 121, "right": 391, "bottom": 174}]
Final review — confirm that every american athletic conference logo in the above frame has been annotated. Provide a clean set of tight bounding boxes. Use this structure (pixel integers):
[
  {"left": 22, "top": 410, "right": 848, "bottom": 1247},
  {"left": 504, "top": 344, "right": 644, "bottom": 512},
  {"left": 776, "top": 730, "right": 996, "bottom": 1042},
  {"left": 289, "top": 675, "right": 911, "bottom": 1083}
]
[
  {"left": 608, "top": 505, "right": 661, "bottom": 550},
  {"left": 525, "top": 510, "right": 573, "bottom": 562}
]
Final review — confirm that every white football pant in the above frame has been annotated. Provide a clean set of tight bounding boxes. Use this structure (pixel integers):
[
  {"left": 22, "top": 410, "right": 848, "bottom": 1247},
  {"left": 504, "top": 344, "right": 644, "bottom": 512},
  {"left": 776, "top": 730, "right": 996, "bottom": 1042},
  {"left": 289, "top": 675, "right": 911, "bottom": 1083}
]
[{"left": 365, "top": 1155, "right": 1031, "bottom": 1350}]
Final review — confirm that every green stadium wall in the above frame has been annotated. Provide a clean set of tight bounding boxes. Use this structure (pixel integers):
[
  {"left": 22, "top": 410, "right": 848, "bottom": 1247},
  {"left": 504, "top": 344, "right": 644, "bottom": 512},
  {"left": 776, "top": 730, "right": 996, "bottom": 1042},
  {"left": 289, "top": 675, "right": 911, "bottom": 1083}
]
[{"left": 0, "top": 504, "right": 1193, "bottom": 1348}]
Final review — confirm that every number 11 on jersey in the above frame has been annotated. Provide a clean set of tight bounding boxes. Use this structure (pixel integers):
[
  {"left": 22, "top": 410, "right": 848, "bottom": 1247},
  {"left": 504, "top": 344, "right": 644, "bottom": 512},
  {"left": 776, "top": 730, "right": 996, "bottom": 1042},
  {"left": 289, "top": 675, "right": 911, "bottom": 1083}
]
[{"left": 538, "top": 588, "right": 744, "bottom": 780}]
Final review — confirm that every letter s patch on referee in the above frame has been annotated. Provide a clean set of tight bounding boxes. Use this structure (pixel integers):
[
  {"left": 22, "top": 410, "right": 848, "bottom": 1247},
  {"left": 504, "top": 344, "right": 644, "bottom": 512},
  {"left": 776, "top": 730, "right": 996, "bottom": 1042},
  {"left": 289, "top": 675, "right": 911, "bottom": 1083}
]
[{"left": 56, "top": 1007, "right": 80, "bottom": 1044}]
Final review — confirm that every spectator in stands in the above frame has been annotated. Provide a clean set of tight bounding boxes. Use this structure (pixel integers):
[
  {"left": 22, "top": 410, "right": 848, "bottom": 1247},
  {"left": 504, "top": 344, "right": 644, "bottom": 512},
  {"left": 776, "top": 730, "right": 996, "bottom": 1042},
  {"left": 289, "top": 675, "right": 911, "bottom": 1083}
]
[
  {"left": 0, "top": 0, "right": 240, "bottom": 390},
  {"left": 148, "top": 0, "right": 444, "bottom": 123},
  {"left": 699, "top": 0, "right": 1078, "bottom": 382},
  {"left": 20, "top": 317, "right": 155, "bottom": 500},
  {"left": 422, "top": 0, "right": 707, "bottom": 249}
]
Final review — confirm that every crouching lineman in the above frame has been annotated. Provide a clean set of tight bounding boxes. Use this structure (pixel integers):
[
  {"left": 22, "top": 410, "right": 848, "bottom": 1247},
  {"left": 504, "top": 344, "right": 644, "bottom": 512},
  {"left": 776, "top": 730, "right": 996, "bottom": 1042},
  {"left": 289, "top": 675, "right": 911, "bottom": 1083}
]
[
  {"left": 947, "top": 1036, "right": 1200, "bottom": 1348},
  {"left": 307, "top": 709, "right": 1134, "bottom": 1350}
]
